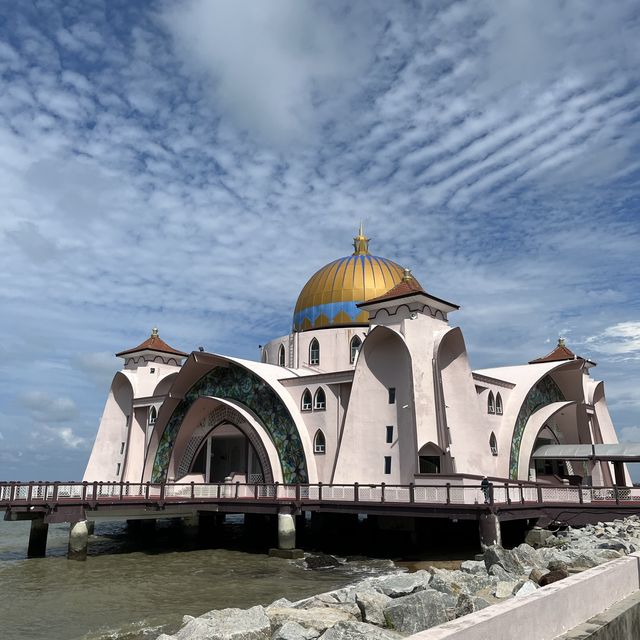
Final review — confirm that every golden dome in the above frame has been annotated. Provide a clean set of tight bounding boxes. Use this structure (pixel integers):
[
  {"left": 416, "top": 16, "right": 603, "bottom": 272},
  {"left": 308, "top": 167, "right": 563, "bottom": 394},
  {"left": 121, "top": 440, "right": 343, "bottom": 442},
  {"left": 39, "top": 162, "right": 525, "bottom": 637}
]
[{"left": 293, "top": 226, "right": 412, "bottom": 331}]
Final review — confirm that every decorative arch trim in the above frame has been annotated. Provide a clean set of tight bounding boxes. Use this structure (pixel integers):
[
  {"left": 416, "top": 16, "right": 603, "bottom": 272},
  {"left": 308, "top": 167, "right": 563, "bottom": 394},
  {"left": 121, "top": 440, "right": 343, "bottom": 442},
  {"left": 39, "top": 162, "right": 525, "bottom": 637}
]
[
  {"left": 151, "top": 362, "right": 308, "bottom": 483},
  {"left": 509, "top": 375, "right": 565, "bottom": 479}
]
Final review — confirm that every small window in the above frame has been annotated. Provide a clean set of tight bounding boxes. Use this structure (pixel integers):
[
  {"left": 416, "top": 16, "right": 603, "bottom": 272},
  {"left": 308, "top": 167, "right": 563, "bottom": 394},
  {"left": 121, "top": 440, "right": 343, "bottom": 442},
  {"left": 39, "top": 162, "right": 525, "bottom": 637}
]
[
  {"left": 314, "top": 430, "right": 326, "bottom": 454},
  {"left": 150, "top": 367, "right": 155, "bottom": 374},
  {"left": 313, "top": 387, "right": 326, "bottom": 410},
  {"left": 388, "top": 387, "right": 396, "bottom": 404},
  {"left": 419, "top": 456, "right": 441, "bottom": 474},
  {"left": 116, "top": 462, "right": 121, "bottom": 476},
  {"left": 278, "top": 344, "right": 286, "bottom": 367},
  {"left": 120, "top": 442, "right": 125, "bottom": 455},
  {"left": 301, "top": 389, "right": 312, "bottom": 411},
  {"left": 350, "top": 335, "right": 362, "bottom": 364},
  {"left": 386, "top": 425, "right": 393, "bottom": 443},
  {"left": 125, "top": 415, "right": 130, "bottom": 428},
  {"left": 488, "top": 391, "right": 495, "bottom": 414},
  {"left": 384, "top": 456, "right": 392, "bottom": 474},
  {"left": 490, "top": 432, "right": 498, "bottom": 456},
  {"left": 496, "top": 393, "right": 503, "bottom": 415},
  {"left": 149, "top": 406, "right": 157, "bottom": 425},
  {"left": 309, "top": 338, "right": 320, "bottom": 366}
]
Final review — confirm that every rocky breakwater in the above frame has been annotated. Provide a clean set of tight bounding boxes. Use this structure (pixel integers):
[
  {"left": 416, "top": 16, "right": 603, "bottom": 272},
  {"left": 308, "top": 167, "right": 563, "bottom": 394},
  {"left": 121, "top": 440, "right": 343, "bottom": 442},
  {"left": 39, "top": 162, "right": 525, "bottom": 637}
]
[{"left": 156, "top": 515, "right": 640, "bottom": 640}]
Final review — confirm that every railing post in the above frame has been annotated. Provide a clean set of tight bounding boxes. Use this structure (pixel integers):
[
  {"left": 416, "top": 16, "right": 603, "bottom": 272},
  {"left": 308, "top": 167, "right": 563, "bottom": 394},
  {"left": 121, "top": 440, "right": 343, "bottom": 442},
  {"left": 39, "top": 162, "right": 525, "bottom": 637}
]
[
  {"left": 579, "top": 485, "right": 584, "bottom": 504},
  {"left": 119, "top": 481, "right": 124, "bottom": 501},
  {"left": 145, "top": 482, "right": 150, "bottom": 500},
  {"left": 190, "top": 481, "right": 195, "bottom": 499},
  {"left": 318, "top": 482, "right": 323, "bottom": 501},
  {"left": 537, "top": 485, "right": 543, "bottom": 504},
  {"left": 159, "top": 482, "right": 166, "bottom": 502},
  {"left": 296, "top": 484, "right": 301, "bottom": 501},
  {"left": 381, "top": 483, "right": 386, "bottom": 503},
  {"left": 27, "top": 482, "right": 34, "bottom": 503},
  {"left": 489, "top": 483, "right": 494, "bottom": 506},
  {"left": 92, "top": 481, "right": 98, "bottom": 501},
  {"left": 254, "top": 483, "right": 259, "bottom": 500},
  {"left": 614, "top": 485, "right": 620, "bottom": 505},
  {"left": 504, "top": 482, "right": 511, "bottom": 505},
  {"left": 235, "top": 481, "right": 240, "bottom": 499},
  {"left": 52, "top": 481, "right": 60, "bottom": 503},
  {"left": 354, "top": 482, "right": 359, "bottom": 503},
  {"left": 274, "top": 481, "right": 280, "bottom": 500},
  {"left": 409, "top": 482, "right": 415, "bottom": 504},
  {"left": 82, "top": 481, "right": 88, "bottom": 501},
  {"left": 446, "top": 483, "right": 451, "bottom": 505},
  {"left": 519, "top": 483, "right": 524, "bottom": 504}
]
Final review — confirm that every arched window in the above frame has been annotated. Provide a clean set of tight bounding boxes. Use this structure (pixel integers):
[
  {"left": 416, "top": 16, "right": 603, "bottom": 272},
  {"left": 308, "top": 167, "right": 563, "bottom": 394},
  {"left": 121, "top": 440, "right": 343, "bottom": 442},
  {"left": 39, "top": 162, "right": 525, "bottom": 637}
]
[
  {"left": 301, "top": 389, "right": 312, "bottom": 411},
  {"left": 314, "top": 387, "right": 326, "bottom": 410},
  {"left": 314, "top": 430, "right": 326, "bottom": 454},
  {"left": 350, "top": 335, "right": 362, "bottom": 364},
  {"left": 490, "top": 432, "right": 498, "bottom": 456},
  {"left": 487, "top": 391, "right": 495, "bottom": 414},
  {"left": 148, "top": 406, "right": 157, "bottom": 425},
  {"left": 495, "top": 393, "right": 503, "bottom": 415},
  {"left": 278, "top": 344, "right": 286, "bottom": 367},
  {"left": 261, "top": 349, "right": 268, "bottom": 363},
  {"left": 309, "top": 338, "right": 320, "bottom": 365}
]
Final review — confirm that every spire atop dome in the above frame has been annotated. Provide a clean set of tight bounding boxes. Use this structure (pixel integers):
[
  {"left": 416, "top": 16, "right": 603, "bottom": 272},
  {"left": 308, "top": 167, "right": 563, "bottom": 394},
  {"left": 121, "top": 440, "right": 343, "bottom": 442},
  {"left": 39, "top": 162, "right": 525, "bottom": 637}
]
[{"left": 352, "top": 222, "right": 370, "bottom": 256}]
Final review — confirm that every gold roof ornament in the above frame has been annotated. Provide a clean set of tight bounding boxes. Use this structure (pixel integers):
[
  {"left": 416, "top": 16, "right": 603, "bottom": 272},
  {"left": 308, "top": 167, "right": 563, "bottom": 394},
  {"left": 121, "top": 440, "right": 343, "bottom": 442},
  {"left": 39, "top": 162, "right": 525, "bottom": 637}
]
[
  {"left": 558, "top": 337, "right": 566, "bottom": 347},
  {"left": 402, "top": 268, "right": 413, "bottom": 282},
  {"left": 352, "top": 221, "right": 370, "bottom": 256},
  {"left": 151, "top": 327, "right": 159, "bottom": 338}
]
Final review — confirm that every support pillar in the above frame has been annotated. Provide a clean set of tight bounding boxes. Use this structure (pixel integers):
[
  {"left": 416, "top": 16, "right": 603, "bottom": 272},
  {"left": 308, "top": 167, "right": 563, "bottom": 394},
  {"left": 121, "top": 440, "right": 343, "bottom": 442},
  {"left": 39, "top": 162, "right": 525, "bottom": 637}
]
[
  {"left": 86, "top": 521, "right": 95, "bottom": 535},
  {"left": 268, "top": 508, "right": 303, "bottom": 558},
  {"left": 27, "top": 516, "right": 49, "bottom": 558},
  {"left": 613, "top": 461, "right": 626, "bottom": 486},
  {"left": 278, "top": 510, "right": 296, "bottom": 550},
  {"left": 479, "top": 512, "right": 502, "bottom": 550},
  {"left": 68, "top": 520, "right": 89, "bottom": 561}
]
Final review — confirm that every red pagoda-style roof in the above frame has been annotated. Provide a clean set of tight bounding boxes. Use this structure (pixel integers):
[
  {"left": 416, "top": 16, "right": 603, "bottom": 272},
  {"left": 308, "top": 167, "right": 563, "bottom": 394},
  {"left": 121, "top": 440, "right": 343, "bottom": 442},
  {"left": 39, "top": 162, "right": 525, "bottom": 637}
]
[
  {"left": 529, "top": 338, "right": 579, "bottom": 364},
  {"left": 116, "top": 328, "right": 188, "bottom": 358},
  {"left": 359, "top": 268, "right": 459, "bottom": 311}
]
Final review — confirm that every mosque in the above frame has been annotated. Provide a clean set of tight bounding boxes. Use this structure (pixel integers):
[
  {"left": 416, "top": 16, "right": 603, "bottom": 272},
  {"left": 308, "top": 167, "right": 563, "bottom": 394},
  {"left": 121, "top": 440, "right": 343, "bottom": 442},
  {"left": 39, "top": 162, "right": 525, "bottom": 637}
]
[{"left": 84, "top": 227, "right": 630, "bottom": 490}]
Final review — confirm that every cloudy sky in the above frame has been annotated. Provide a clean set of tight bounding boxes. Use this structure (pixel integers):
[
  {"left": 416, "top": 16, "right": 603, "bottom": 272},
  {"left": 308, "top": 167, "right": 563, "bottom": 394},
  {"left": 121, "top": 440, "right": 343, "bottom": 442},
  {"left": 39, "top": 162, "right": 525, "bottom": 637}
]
[{"left": 0, "top": 0, "right": 639, "bottom": 481}]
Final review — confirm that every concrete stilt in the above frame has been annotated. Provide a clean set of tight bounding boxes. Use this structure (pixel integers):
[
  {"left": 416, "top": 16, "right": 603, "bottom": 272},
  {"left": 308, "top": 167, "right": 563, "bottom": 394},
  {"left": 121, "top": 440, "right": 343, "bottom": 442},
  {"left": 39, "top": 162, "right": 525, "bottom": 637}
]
[
  {"left": 479, "top": 512, "right": 502, "bottom": 549},
  {"left": 278, "top": 511, "right": 296, "bottom": 550},
  {"left": 86, "top": 521, "right": 95, "bottom": 535},
  {"left": 27, "top": 516, "right": 49, "bottom": 558},
  {"left": 68, "top": 520, "right": 89, "bottom": 561},
  {"left": 268, "top": 508, "right": 303, "bottom": 558}
]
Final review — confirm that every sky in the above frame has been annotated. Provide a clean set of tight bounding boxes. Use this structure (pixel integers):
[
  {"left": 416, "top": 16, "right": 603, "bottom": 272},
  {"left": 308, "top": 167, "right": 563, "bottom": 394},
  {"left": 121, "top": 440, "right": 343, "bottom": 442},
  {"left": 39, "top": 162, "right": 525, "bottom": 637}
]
[{"left": 0, "top": 0, "right": 639, "bottom": 481}]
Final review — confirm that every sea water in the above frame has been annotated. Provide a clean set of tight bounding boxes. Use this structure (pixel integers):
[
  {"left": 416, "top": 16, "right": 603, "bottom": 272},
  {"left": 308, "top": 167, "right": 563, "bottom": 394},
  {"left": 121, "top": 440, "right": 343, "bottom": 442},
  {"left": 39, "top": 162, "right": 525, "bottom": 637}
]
[{"left": 0, "top": 518, "right": 397, "bottom": 640}]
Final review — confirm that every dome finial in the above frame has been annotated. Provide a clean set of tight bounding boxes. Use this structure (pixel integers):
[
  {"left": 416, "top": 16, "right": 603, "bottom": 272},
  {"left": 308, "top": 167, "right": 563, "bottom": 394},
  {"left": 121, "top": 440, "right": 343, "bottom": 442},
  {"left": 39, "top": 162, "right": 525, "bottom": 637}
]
[
  {"left": 353, "top": 221, "right": 370, "bottom": 255},
  {"left": 558, "top": 336, "right": 565, "bottom": 347},
  {"left": 151, "top": 327, "right": 159, "bottom": 338},
  {"left": 402, "top": 268, "right": 413, "bottom": 282}
]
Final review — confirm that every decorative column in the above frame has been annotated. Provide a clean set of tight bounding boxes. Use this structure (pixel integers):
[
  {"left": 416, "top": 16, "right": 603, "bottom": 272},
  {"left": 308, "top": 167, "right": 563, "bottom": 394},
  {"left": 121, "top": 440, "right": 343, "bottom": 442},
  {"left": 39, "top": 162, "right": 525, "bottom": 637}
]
[
  {"left": 27, "top": 516, "right": 49, "bottom": 558},
  {"left": 68, "top": 520, "right": 89, "bottom": 561}
]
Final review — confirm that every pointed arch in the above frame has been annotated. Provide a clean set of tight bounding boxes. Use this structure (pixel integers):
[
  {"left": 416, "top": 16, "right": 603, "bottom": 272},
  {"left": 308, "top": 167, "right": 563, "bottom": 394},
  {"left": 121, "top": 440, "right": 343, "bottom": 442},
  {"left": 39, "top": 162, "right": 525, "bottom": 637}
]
[
  {"left": 490, "top": 432, "right": 498, "bottom": 456},
  {"left": 148, "top": 405, "right": 157, "bottom": 425},
  {"left": 350, "top": 335, "right": 362, "bottom": 364},
  {"left": 278, "top": 344, "right": 286, "bottom": 367},
  {"left": 495, "top": 392, "right": 503, "bottom": 415},
  {"left": 309, "top": 338, "right": 320, "bottom": 365},
  {"left": 313, "top": 387, "right": 326, "bottom": 410},
  {"left": 313, "top": 429, "right": 326, "bottom": 454},
  {"left": 301, "top": 388, "right": 312, "bottom": 411},
  {"left": 488, "top": 390, "right": 495, "bottom": 414}
]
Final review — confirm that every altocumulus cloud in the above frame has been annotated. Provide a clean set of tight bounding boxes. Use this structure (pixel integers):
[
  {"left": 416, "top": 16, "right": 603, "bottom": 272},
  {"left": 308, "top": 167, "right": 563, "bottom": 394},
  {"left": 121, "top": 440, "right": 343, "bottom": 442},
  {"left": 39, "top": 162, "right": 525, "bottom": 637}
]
[{"left": 0, "top": 0, "right": 638, "bottom": 479}]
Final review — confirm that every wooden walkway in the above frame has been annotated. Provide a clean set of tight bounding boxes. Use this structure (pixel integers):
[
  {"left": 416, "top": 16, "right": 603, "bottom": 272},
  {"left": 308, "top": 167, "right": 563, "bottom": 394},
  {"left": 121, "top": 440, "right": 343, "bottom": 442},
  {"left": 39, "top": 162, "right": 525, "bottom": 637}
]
[{"left": 3, "top": 480, "right": 640, "bottom": 524}]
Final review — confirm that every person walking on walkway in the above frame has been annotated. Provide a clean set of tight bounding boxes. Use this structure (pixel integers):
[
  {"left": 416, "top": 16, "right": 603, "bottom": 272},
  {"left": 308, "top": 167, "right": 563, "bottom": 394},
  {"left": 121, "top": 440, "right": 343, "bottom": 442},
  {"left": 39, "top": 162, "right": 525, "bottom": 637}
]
[{"left": 481, "top": 476, "right": 492, "bottom": 504}]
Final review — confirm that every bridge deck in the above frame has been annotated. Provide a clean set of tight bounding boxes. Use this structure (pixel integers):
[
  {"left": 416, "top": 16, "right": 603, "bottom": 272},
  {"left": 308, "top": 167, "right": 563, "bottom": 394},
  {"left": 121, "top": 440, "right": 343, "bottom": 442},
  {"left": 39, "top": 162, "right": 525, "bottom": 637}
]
[{"left": 3, "top": 481, "right": 640, "bottom": 524}]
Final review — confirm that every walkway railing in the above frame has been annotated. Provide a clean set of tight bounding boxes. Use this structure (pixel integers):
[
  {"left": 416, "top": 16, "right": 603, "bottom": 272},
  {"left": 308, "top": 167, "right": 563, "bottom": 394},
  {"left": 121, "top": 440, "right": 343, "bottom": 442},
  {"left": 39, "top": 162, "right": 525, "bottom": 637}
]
[{"left": 1, "top": 481, "right": 638, "bottom": 508}]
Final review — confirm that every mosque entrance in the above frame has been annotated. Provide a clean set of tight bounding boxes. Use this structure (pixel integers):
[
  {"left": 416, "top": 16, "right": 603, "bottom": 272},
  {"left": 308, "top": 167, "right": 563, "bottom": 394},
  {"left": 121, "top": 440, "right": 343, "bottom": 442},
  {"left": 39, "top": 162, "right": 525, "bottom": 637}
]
[{"left": 189, "top": 423, "right": 266, "bottom": 483}]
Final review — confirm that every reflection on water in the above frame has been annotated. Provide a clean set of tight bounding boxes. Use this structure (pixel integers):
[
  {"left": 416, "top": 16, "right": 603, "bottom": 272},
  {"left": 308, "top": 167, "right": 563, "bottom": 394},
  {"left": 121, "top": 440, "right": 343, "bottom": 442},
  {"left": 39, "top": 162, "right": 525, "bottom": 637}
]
[{"left": 0, "top": 517, "right": 398, "bottom": 640}]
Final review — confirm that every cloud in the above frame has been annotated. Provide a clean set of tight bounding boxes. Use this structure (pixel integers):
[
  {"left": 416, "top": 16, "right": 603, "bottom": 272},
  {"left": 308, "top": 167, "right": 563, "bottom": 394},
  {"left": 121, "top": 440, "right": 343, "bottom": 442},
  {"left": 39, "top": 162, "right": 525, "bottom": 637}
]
[
  {"left": 619, "top": 426, "right": 640, "bottom": 443},
  {"left": 20, "top": 391, "right": 78, "bottom": 423},
  {"left": 160, "top": 0, "right": 377, "bottom": 142},
  {"left": 73, "top": 352, "right": 119, "bottom": 388},
  {"left": 584, "top": 322, "right": 640, "bottom": 359}
]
